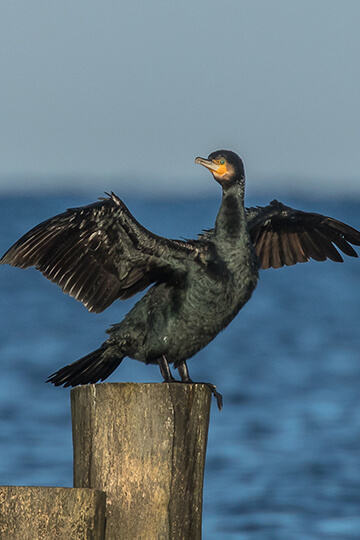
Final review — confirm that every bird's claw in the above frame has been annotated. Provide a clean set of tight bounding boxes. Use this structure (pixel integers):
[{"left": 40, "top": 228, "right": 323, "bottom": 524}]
[
  {"left": 163, "top": 379, "right": 223, "bottom": 411},
  {"left": 204, "top": 383, "right": 223, "bottom": 411}
]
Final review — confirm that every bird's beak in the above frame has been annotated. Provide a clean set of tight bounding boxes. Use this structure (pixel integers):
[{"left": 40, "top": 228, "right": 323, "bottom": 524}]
[{"left": 195, "top": 156, "right": 220, "bottom": 173}]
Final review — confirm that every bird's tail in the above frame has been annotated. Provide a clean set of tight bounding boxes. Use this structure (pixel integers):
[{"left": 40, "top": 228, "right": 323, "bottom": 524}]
[{"left": 47, "top": 346, "right": 124, "bottom": 388}]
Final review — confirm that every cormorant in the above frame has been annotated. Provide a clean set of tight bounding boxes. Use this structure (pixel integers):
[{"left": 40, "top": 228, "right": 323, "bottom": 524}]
[{"left": 2, "top": 150, "right": 360, "bottom": 410}]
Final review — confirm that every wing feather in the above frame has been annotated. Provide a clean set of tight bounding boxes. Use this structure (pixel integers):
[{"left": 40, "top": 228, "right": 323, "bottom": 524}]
[
  {"left": 248, "top": 200, "right": 360, "bottom": 270},
  {"left": 0, "top": 193, "right": 197, "bottom": 312},
  {"left": 299, "top": 231, "right": 327, "bottom": 261},
  {"left": 279, "top": 232, "right": 297, "bottom": 266},
  {"left": 269, "top": 233, "right": 283, "bottom": 269}
]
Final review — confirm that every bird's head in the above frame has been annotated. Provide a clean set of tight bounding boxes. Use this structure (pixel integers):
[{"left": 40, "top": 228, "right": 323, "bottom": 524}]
[{"left": 195, "top": 150, "right": 245, "bottom": 186}]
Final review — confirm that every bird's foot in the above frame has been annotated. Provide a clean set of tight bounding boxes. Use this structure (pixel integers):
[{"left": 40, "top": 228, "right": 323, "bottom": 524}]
[
  {"left": 163, "top": 377, "right": 223, "bottom": 411},
  {"left": 172, "top": 379, "right": 223, "bottom": 411},
  {"left": 199, "top": 382, "right": 223, "bottom": 411},
  {"left": 158, "top": 357, "right": 223, "bottom": 410},
  {"left": 175, "top": 360, "right": 223, "bottom": 410}
]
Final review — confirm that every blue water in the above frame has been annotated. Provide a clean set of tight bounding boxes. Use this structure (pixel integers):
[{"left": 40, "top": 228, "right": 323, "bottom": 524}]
[{"left": 1, "top": 194, "right": 360, "bottom": 539}]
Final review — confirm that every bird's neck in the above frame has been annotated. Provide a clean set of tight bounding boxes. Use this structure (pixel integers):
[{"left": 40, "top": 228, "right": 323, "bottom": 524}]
[{"left": 214, "top": 181, "right": 247, "bottom": 241}]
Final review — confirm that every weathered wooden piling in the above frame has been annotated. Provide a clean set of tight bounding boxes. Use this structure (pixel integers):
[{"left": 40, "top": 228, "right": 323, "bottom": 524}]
[
  {"left": 0, "top": 485, "right": 106, "bottom": 540},
  {"left": 71, "top": 383, "right": 212, "bottom": 540}
]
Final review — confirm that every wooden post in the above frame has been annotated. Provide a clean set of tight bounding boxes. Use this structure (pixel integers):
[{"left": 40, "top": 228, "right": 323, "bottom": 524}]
[
  {"left": 0, "top": 486, "right": 106, "bottom": 540},
  {"left": 71, "top": 383, "right": 211, "bottom": 540}
]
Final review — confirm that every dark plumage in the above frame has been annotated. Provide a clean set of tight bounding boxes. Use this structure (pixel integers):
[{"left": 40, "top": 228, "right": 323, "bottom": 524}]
[{"left": 2, "top": 150, "right": 360, "bottom": 410}]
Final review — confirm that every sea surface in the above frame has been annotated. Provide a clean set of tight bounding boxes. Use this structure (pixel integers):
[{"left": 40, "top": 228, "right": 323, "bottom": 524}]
[{"left": 0, "top": 193, "right": 360, "bottom": 540}]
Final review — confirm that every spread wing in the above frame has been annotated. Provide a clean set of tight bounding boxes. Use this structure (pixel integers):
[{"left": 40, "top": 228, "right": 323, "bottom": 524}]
[
  {"left": 198, "top": 199, "right": 360, "bottom": 270},
  {"left": 0, "top": 193, "right": 197, "bottom": 313},
  {"left": 247, "top": 200, "right": 360, "bottom": 269}
]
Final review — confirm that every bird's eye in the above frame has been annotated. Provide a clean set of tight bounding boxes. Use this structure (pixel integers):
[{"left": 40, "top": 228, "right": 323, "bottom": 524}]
[{"left": 220, "top": 159, "right": 225, "bottom": 165}]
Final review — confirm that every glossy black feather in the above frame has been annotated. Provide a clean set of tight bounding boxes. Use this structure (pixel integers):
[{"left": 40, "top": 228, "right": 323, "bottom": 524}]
[
  {"left": 1, "top": 151, "right": 360, "bottom": 405},
  {"left": 1, "top": 192, "right": 197, "bottom": 313},
  {"left": 249, "top": 200, "right": 360, "bottom": 269}
]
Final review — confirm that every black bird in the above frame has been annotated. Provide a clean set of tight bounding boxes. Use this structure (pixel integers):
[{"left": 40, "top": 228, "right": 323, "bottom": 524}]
[{"left": 2, "top": 150, "right": 360, "bottom": 410}]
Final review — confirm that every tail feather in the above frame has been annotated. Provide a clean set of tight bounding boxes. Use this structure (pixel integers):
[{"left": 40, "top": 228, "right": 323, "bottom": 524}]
[{"left": 47, "top": 347, "right": 124, "bottom": 387}]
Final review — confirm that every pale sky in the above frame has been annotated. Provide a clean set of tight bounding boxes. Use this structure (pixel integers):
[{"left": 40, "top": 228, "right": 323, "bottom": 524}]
[{"left": 1, "top": 1, "right": 360, "bottom": 195}]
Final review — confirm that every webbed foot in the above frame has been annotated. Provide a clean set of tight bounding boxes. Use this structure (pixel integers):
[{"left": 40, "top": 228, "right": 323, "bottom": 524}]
[{"left": 177, "top": 360, "right": 223, "bottom": 411}]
